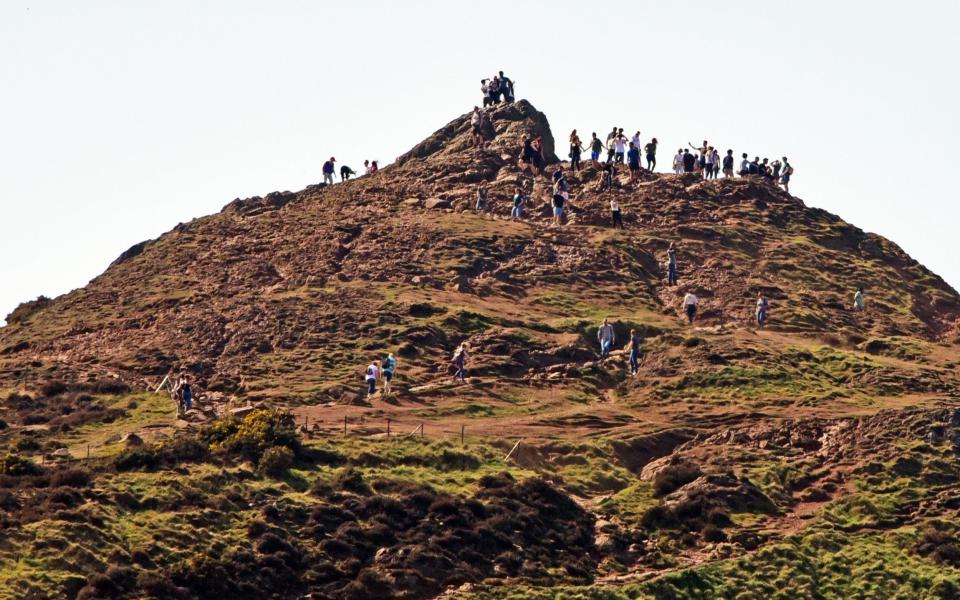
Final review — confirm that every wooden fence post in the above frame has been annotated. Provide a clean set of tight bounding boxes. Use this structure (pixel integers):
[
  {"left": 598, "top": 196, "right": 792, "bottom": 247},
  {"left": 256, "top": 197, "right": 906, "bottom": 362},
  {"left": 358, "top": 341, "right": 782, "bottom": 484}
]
[
  {"left": 387, "top": 419, "right": 391, "bottom": 438},
  {"left": 460, "top": 424, "right": 465, "bottom": 446}
]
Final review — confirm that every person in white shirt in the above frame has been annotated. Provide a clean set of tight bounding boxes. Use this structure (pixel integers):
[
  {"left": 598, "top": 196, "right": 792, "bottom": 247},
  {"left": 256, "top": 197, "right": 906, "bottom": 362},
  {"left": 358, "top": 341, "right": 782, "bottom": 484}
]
[
  {"left": 365, "top": 361, "right": 380, "bottom": 397},
  {"left": 739, "top": 153, "right": 751, "bottom": 176},
  {"left": 673, "top": 149, "right": 684, "bottom": 175},
  {"left": 630, "top": 131, "right": 642, "bottom": 154},
  {"left": 610, "top": 199, "right": 623, "bottom": 228},
  {"left": 683, "top": 293, "right": 699, "bottom": 324},
  {"left": 613, "top": 136, "right": 627, "bottom": 164}
]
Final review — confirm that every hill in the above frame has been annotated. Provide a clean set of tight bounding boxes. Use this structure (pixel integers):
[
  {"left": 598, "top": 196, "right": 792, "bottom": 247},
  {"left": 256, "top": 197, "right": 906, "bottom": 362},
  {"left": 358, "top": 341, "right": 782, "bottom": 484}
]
[{"left": 1, "top": 99, "right": 960, "bottom": 599}]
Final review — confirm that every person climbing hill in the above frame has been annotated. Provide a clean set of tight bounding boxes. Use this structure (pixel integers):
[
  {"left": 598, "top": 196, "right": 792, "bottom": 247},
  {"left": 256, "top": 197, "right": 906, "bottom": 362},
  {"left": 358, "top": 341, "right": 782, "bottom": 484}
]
[
  {"left": 610, "top": 198, "right": 624, "bottom": 228},
  {"left": 511, "top": 186, "right": 525, "bottom": 220},
  {"left": 756, "top": 293, "right": 769, "bottom": 328},
  {"left": 173, "top": 372, "right": 193, "bottom": 414},
  {"left": 853, "top": 287, "right": 865, "bottom": 312},
  {"left": 365, "top": 360, "right": 380, "bottom": 397},
  {"left": 667, "top": 243, "right": 678, "bottom": 286},
  {"left": 452, "top": 344, "right": 469, "bottom": 383},
  {"left": 382, "top": 353, "right": 397, "bottom": 395},
  {"left": 340, "top": 165, "right": 356, "bottom": 182},
  {"left": 683, "top": 292, "right": 699, "bottom": 324},
  {"left": 322, "top": 157, "right": 336, "bottom": 185},
  {"left": 598, "top": 318, "right": 616, "bottom": 359}
]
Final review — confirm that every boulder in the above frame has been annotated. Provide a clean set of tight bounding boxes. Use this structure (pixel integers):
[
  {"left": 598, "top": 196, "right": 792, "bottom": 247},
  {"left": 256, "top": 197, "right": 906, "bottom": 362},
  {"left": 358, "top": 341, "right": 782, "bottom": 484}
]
[
  {"left": 121, "top": 432, "right": 144, "bottom": 447},
  {"left": 424, "top": 198, "right": 451, "bottom": 210}
]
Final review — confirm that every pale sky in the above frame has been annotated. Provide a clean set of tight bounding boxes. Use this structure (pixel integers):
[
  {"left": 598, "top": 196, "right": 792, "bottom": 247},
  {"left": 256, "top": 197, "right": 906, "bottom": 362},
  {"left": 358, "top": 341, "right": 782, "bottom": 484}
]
[{"left": 2, "top": 1, "right": 958, "bottom": 324}]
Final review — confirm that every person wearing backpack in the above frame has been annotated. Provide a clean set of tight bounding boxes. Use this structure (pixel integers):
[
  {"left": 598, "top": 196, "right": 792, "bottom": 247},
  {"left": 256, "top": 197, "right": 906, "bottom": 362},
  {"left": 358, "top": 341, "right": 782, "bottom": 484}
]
[
  {"left": 780, "top": 157, "right": 794, "bottom": 193},
  {"left": 381, "top": 353, "right": 397, "bottom": 396},
  {"left": 322, "top": 157, "right": 336, "bottom": 185},
  {"left": 723, "top": 150, "right": 735, "bottom": 178},
  {"left": 365, "top": 360, "right": 380, "bottom": 397}
]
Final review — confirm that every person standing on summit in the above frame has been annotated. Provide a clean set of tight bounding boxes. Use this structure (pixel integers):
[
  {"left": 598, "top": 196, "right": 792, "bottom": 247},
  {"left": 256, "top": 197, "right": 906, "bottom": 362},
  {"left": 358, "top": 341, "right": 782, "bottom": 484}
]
[
  {"left": 589, "top": 133, "right": 605, "bottom": 165},
  {"left": 322, "top": 157, "right": 336, "bottom": 185},
  {"left": 644, "top": 138, "right": 658, "bottom": 171},
  {"left": 498, "top": 71, "right": 514, "bottom": 102},
  {"left": 569, "top": 130, "right": 585, "bottom": 172},
  {"left": 598, "top": 318, "right": 616, "bottom": 359},
  {"left": 682, "top": 149, "right": 696, "bottom": 173}
]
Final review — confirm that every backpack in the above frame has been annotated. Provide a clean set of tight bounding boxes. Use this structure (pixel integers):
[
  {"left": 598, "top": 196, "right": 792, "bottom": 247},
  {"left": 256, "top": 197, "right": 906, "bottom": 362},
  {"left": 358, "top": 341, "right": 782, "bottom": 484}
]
[{"left": 784, "top": 165, "right": 794, "bottom": 175}]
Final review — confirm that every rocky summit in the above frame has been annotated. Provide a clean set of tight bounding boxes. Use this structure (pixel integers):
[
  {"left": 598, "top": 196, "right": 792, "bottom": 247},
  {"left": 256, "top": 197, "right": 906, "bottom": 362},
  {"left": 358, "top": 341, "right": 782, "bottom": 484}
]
[{"left": 1, "top": 100, "right": 960, "bottom": 599}]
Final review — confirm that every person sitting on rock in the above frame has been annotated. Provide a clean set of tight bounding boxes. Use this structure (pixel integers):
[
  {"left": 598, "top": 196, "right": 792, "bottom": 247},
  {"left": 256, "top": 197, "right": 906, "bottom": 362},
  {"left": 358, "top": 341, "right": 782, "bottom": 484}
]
[
  {"left": 365, "top": 360, "right": 380, "bottom": 397},
  {"left": 382, "top": 353, "right": 397, "bottom": 396},
  {"left": 683, "top": 292, "right": 699, "bottom": 324},
  {"left": 628, "top": 329, "right": 643, "bottom": 376},
  {"left": 756, "top": 293, "right": 769, "bottom": 328},
  {"left": 600, "top": 161, "right": 616, "bottom": 191},
  {"left": 598, "top": 318, "right": 616, "bottom": 359},
  {"left": 475, "top": 184, "right": 489, "bottom": 212},
  {"left": 369, "top": 160, "right": 379, "bottom": 173},
  {"left": 340, "top": 165, "right": 357, "bottom": 182},
  {"left": 511, "top": 186, "right": 525, "bottom": 220},
  {"left": 322, "top": 157, "right": 336, "bottom": 185},
  {"left": 739, "top": 153, "right": 750, "bottom": 176},
  {"left": 749, "top": 157, "right": 760, "bottom": 175},
  {"left": 498, "top": 71, "right": 514, "bottom": 102},
  {"left": 853, "top": 287, "right": 865, "bottom": 312},
  {"left": 589, "top": 133, "right": 605, "bottom": 165},
  {"left": 452, "top": 344, "right": 469, "bottom": 383},
  {"left": 667, "top": 243, "right": 678, "bottom": 286}
]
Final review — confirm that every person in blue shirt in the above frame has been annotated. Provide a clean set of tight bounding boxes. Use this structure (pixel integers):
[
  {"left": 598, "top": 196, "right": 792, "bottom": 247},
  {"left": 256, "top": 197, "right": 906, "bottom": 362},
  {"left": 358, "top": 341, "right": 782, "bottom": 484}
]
[
  {"left": 381, "top": 353, "right": 397, "bottom": 395},
  {"left": 322, "top": 157, "right": 336, "bottom": 185},
  {"left": 627, "top": 142, "right": 642, "bottom": 184}
]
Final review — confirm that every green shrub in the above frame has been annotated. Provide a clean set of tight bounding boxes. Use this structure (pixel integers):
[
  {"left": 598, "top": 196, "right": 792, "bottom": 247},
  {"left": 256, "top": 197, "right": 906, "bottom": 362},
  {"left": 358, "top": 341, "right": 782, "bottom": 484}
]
[
  {"left": 0, "top": 453, "right": 43, "bottom": 476},
  {"left": 259, "top": 446, "right": 294, "bottom": 478},
  {"left": 203, "top": 409, "right": 300, "bottom": 462}
]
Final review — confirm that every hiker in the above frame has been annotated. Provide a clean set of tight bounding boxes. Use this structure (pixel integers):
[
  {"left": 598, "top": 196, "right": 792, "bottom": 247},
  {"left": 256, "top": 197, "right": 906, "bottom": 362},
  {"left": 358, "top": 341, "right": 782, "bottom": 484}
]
[
  {"left": 322, "top": 157, "right": 336, "bottom": 185},
  {"left": 511, "top": 187, "right": 525, "bottom": 220},
  {"left": 589, "top": 133, "right": 604, "bottom": 165},
  {"left": 756, "top": 293, "right": 769, "bottom": 328},
  {"left": 630, "top": 131, "right": 642, "bottom": 157},
  {"left": 611, "top": 198, "right": 624, "bottom": 228},
  {"left": 689, "top": 140, "right": 708, "bottom": 177},
  {"left": 173, "top": 373, "right": 193, "bottom": 413},
  {"left": 739, "top": 153, "right": 750, "bottom": 176},
  {"left": 627, "top": 142, "right": 641, "bottom": 184},
  {"left": 673, "top": 149, "right": 684, "bottom": 174},
  {"left": 703, "top": 146, "right": 716, "bottom": 179},
  {"left": 853, "top": 287, "right": 865, "bottom": 312},
  {"left": 771, "top": 159, "right": 783, "bottom": 180},
  {"left": 569, "top": 130, "right": 584, "bottom": 172},
  {"left": 369, "top": 160, "right": 379, "bottom": 173},
  {"left": 481, "top": 79, "right": 495, "bottom": 106},
  {"left": 606, "top": 136, "right": 617, "bottom": 164},
  {"left": 667, "top": 243, "right": 678, "bottom": 285},
  {"left": 628, "top": 329, "right": 643, "bottom": 376},
  {"left": 470, "top": 106, "right": 483, "bottom": 147},
  {"left": 613, "top": 134, "right": 627, "bottom": 164},
  {"left": 761, "top": 158, "right": 771, "bottom": 179},
  {"left": 498, "top": 71, "right": 514, "bottom": 102},
  {"left": 364, "top": 159, "right": 371, "bottom": 174},
  {"left": 722, "top": 150, "right": 735, "bottom": 178},
  {"left": 749, "top": 157, "right": 760, "bottom": 175},
  {"left": 382, "top": 353, "right": 397, "bottom": 395},
  {"left": 682, "top": 149, "right": 696, "bottom": 173},
  {"left": 598, "top": 318, "right": 616, "bottom": 359},
  {"left": 340, "top": 165, "right": 356, "bottom": 182},
  {"left": 475, "top": 184, "right": 489, "bottom": 212},
  {"left": 552, "top": 174, "right": 569, "bottom": 226},
  {"left": 531, "top": 137, "right": 545, "bottom": 174},
  {"left": 452, "top": 344, "right": 469, "bottom": 383},
  {"left": 519, "top": 137, "right": 534, "bottom": 172},
  {"left": 781, "top": 157, "right": 793, "bottom": 193},
  {"left": 365, "top": 360, "right": 380, "bottom": 397},
  {"left": 710, "top": 147, "right": 721, "bottom": 179},
  {"left": 600, "top": 161, "right": 615, "bottom": 191},
  {"left": 683, "top": 292, "right": 699, "bottom": 324},
  {"left": 645, "top": 138, "right": 658, "bottom": 171}
]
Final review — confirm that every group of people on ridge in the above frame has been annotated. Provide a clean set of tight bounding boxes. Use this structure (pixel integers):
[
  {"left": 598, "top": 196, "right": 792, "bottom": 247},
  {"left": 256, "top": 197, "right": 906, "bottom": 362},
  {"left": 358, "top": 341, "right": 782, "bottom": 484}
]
[
  {"left": 480, "top": 72, "right": 515, "bottom": 106},
  {"left": 321, "top": 157, "right": 378, "bottom": 186}
]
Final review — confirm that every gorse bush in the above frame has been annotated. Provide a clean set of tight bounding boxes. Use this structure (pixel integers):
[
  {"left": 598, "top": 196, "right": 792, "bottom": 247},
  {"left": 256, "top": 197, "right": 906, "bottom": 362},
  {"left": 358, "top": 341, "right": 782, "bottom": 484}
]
[
  {"left": 0, "top": 453, "right": 43, "bottom": 476},
  {"left": 203, "top": 409, "right": 300, "bottom": 462}
]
